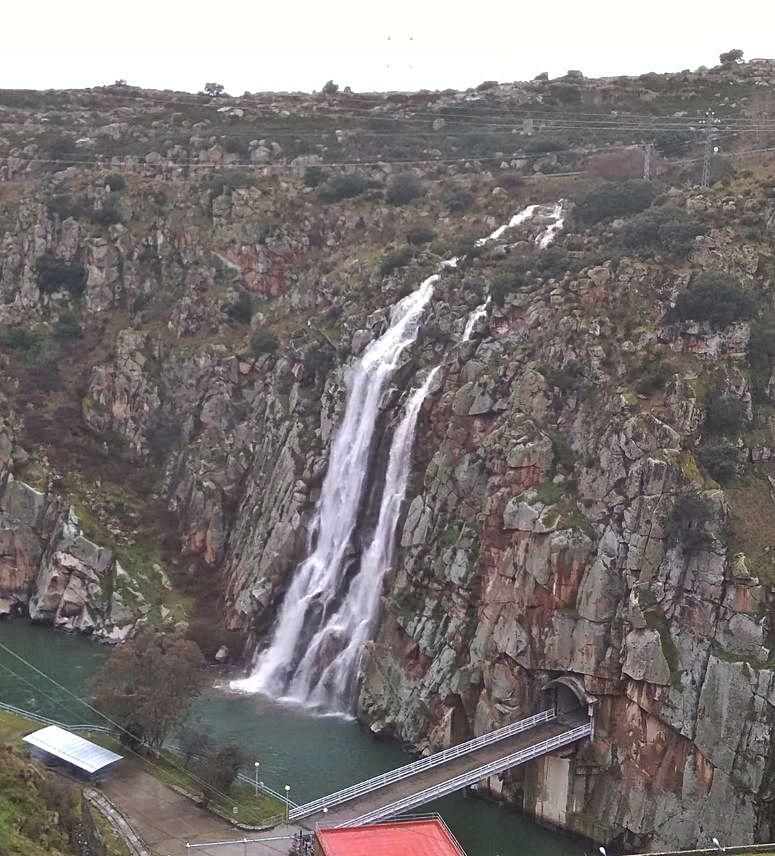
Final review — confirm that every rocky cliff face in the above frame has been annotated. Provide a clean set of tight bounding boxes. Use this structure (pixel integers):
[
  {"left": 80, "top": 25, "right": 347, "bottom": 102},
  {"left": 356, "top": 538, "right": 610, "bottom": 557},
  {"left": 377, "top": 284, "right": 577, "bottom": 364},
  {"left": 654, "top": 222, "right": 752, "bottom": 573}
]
[{"left": 3, "top": 67, "right": 775, "bottom": 849}]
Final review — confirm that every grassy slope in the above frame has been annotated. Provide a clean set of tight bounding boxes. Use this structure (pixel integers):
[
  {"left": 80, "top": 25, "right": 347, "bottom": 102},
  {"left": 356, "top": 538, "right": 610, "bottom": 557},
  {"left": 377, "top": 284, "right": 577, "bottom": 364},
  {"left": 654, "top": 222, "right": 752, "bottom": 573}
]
[{"left": 0, "top": 711, "right": 129, "bottom": 856}]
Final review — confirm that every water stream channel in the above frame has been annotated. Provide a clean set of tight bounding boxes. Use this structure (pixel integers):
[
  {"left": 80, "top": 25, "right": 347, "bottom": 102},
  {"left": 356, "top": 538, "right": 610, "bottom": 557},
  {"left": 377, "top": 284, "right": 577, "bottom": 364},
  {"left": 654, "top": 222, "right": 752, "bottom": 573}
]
[{"left": 0, "top": 620, "right": 584, "bottom": 856}]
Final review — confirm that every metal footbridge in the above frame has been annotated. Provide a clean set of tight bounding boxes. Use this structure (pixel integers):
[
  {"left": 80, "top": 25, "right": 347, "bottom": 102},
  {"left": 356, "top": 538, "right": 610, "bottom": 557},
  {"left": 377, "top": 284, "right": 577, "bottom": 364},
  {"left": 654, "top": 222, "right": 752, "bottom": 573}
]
[{"left": 291, "top": 707, "right": 592, "bottom": 828}]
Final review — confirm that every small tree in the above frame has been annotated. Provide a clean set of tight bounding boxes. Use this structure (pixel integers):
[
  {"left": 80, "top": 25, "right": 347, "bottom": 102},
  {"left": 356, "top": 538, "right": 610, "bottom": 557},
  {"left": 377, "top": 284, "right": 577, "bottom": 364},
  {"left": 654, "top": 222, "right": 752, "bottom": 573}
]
[
  {"left": 575, "top": 180, "right": 658, "bottom": 225},
  {"left": 322, "top": 80, "right": 339, "bottom": 95},
  {"left": 317, "top": 173, "right": 368, "bottom": 202},
  {"left": 177, "top": 724, "right": 212, "bottom": 767},
  {"left": 675, "top": 271, "right": 756, "bottom": 328},
  {"left": 444, "top": 189, "right": 474, "bottom": 213},
  {"left": 379, "top": 246, "right": 413, "bottom": 276},
  {"left": 386, "top": 173, "right": 424, "bottom": 206},
  {"left": 226, "top": 291, "right": 254, "bottom": 325},
  {"left": 668, "top": 488, "right": 715, "bottom": 554},
  {"left": 250, "top": 327, "right": 279, "bottom": 356},
  {"left": 90, "top": 627, "right": 208, "bottom": 754},
  {"left": 35, "top": 254, "right": 87, "bottom": 297},
  {"left": 704, "top": 391, "right": 746, "bottom": 436},
  {"left": 196, "top": 744, "right": 246, "bottom": 806},
  {"left": 105, "top": 173, "right": 126, "bottom": 191},
  {"left": 719, "top": 49, "right": 744, "bottom": 64},
  {"left": 303, "top": 165, "right": 328, "bottom": 188},
  {"left": 406, "top": 226, "right": 436, "bottom": 245},
  {"left": 204, "top": 82, "right": 225, "bottom": 97},
  {"left": 697, "top": 444, "right": 739, "bottom": 483}
]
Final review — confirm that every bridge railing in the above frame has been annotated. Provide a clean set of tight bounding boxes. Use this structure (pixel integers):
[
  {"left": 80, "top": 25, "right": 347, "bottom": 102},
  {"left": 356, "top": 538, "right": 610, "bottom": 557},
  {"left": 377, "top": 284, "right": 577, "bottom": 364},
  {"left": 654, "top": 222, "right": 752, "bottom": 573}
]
[
  {"left": 344, "top": 720, "right": 593, "bottom": 827},
  {"left": 290, "top": 707, "right": 556, "bottom": 820}
]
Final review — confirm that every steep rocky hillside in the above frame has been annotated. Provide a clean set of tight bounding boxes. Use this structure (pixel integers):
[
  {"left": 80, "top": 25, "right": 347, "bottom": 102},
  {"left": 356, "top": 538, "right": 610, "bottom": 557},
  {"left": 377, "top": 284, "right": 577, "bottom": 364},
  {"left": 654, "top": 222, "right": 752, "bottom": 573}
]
[{"left": 2, "top": 61, "right": 775, "bottom": 850}]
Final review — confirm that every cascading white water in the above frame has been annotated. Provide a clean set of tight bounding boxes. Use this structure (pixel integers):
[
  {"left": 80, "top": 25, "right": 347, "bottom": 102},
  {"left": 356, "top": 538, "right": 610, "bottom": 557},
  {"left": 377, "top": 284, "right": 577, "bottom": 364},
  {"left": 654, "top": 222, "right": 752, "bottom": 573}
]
[
  {"left": 231, "top": 276, "right": 436, "bottom": 701},
  {"left": 288, "top": 367, "right": 441, "bottom": 710},
  {"left": 233, "top": 196, "right": 569, "bottom": 713},
  {"left": 462, "top": 296, "right": 491, "bottom": 341},
  {"left": 536, "top": 201, "right": 565, "bottom": 248}
]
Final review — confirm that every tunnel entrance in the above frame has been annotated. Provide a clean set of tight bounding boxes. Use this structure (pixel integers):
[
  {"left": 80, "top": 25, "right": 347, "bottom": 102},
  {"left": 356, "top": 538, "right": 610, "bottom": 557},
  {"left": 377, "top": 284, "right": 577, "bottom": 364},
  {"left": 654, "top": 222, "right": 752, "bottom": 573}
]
[{"left": 541, "top": 676, "right": 591, "bottom": 725}]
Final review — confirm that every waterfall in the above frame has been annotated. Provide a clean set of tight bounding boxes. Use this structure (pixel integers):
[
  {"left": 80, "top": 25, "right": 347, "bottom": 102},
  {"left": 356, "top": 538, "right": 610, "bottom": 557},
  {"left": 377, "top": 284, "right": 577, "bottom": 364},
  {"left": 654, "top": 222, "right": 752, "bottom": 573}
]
[
  {"left": 231, "top": 276, "right": 436, "bottom": 703},
  {"left": 462, "top": 296, "right": 491, "bottom": 341},
  {"left": 232, "top": 197, "right": 569, "bottom": 713},
  {"left": 536, "top": 201, "right": 565, "bottom": 248},
  {"left": 288, "top": 367, "right": 440, "bottom": 710}
]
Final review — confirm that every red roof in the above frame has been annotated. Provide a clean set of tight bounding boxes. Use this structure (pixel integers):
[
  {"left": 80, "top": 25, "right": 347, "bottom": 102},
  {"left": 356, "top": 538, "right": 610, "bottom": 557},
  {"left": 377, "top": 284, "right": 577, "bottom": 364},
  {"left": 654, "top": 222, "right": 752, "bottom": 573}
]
[{"left": 316, "top": 819, "right": 465, "bottom": 856}]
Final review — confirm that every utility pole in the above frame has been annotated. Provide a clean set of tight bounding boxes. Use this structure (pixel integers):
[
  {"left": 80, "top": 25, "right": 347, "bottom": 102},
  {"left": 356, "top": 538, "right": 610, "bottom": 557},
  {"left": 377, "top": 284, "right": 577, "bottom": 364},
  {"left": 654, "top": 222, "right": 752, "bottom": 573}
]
[
  {"left": 642, "top": 143, "right": 653, "bottom": 180},
  {"left": 700, "top": 109, "right": 716, "bottom": 188}
]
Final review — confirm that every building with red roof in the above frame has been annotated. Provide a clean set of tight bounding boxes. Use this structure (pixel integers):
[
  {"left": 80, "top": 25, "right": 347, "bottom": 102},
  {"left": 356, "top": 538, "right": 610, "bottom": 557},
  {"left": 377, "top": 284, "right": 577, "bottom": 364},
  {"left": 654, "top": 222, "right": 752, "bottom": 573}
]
[{"left": 315, "top": 817, "right": 467, "bottom": 856}]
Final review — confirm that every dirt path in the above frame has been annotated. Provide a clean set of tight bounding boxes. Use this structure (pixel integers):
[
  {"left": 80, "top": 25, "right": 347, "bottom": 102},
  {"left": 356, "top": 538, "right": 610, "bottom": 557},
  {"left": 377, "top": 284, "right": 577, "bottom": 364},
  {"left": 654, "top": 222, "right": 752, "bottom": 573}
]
[{"left": 100, "top": 760, "right": 298, "bottom": 856}]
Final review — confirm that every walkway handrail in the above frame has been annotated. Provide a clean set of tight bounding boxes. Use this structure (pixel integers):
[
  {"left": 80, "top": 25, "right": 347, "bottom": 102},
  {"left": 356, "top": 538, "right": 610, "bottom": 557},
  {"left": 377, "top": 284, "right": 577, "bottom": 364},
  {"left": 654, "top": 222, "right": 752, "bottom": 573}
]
[
  {"left": 0, "top": 701, "right": 112, "bottom": 734},
  {"left": 290, "top": 707, "right": 556, "bottom": 820},
  {"left": 343, "top": 720, "right": 593, "bottom": 827}
]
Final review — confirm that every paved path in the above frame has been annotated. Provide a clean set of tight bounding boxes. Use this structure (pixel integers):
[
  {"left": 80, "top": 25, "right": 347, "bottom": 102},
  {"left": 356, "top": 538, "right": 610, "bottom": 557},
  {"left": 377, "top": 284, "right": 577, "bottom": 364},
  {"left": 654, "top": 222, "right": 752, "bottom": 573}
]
[
  {"left": 301, "top": 718, "right": 583, "bottom": 828},
  {"left": 100, "top": 760, "right": 297, "bottom": 856}
]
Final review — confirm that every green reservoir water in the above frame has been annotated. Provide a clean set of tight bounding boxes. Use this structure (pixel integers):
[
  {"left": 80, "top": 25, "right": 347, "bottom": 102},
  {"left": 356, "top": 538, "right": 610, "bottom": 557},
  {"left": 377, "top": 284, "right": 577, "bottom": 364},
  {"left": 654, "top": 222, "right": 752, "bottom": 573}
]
[{"left": 0, "top": 620, "right": 584, "bottom": 856}]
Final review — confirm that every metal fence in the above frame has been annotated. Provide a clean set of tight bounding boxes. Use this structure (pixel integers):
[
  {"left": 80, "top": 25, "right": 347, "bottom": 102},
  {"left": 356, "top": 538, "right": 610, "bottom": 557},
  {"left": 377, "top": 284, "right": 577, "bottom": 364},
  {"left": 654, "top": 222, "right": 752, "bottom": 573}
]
[
  {"left": 344, "top": 720, "right": 593, "bottom": 827},
  {"left": 290, "top": 707, "right": 556, "bottom": 820},
  {"left": 0, "top": 700, "right": 112, "bottom": 734}
]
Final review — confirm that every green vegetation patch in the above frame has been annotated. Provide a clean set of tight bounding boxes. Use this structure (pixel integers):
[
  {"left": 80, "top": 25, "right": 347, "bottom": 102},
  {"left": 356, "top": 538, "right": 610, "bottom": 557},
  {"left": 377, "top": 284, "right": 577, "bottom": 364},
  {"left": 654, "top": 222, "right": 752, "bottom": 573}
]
[
  {"left": 675, "top": 270, "right": 757, "bottom": 329},
  {"left": 574, "top": 179, "right": 657, "bottom": 225}
]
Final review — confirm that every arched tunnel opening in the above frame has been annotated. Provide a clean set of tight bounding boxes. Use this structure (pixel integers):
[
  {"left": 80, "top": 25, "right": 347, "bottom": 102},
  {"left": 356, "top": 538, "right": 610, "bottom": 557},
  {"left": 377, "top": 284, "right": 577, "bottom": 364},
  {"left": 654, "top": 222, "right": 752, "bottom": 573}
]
[{"left": 540, "top": 675, "right": 592, "bottom": 726}]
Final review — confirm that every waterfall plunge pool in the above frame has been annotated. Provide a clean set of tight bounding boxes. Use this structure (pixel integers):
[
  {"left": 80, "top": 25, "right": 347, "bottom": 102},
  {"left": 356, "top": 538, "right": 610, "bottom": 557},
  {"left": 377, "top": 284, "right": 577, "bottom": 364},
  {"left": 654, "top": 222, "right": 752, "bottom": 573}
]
[{"left": 0, "top": 620, "right": 585, "bottom": 856}]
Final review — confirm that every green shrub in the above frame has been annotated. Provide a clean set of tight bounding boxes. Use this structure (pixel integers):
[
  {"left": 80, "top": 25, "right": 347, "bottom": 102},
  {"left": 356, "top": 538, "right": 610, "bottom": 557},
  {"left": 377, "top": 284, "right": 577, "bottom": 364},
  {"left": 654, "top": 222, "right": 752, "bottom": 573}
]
[
  {"left": 406, "top": 226, "right": 436, "bottom": 245},
  {"left": 303, "top": 166, "right": 328, "bottom": 188},
  {"left": 620, "top": 205, "right": 705, "bottom": 257},
  {"left": 634, "top": 358, "right": 674, "bottom": 395},
  {"left": 697, "top": 444, "right": 738, "bottom": 483},
  {"left": 454, "top": 233, "right": 485, "bottom": 260},
  {"left": 444, "top": 189, "right": 474, "bottom": 213},
  {"left": 53, "top": 311, "right": 82, "bottom": 340},
  {"left": 524, "top": 137, "right": 568, "bottom": 154},
  {"left": 748, "top": 321, "right": 775, "bottom": 370},
  {"left": 222, "top": 136, "right": 251, "bottom": 157},
  {"left": 317, "top": 173, "right": 368, "bottom": 202},
  {"left": 653, "top": 130, "right": 694, "bottom": 156},
  {"left": 675, "top": 271, "right": 756, "bottom": 328},
  {"left": 205, "top": 169, "right": 256, "bottom": 200},
  {"left": 250, "top": 328, "right": 279, "bottom": 356},
  {"left": 704, "top": 391, "right": 746, "bottom": 436},
  {"left": 47, "top": 193, "right": 83, "bottom": 221},
  {"left": 47, "top": 136, "right": 76, "bottom": 162},
  {"left": 546, "top": 359, "right": 585, "bottom": 392},
  {"left": 667, "top": 488, "right": 714, "bottom": 553},
  {"left": 535, "top": 248, "right": 576, "bottom": 278},
  {"left": 105, "top": 173, "right": 126, "bottom": 191},
  {"left": 0, "top": 327, "right": 45, "bottom": 355},
  {"left": 575, "top": 180, "right": 658, "bottom": 225},
  {"left": 322, "top": 80, "right": 339, "bottom": 95},
  {"left": 226, "top": 291, "right": 254, "bottom": 324},
  {"left": 379, "top": 246, "right": 413, "bottom": 276},
  {"left": 91, "top": 195, "right": 122, "bottom": 226},
  {"left": 385, "top": 173, "right": 424, "bottom": 206},
  {"left": 35, "top": 254, "right": 87, "bottom": 296}
]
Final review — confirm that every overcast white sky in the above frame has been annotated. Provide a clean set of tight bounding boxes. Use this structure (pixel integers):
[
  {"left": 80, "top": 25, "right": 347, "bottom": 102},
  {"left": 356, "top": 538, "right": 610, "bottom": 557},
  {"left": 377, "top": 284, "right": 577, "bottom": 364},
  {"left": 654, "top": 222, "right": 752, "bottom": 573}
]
[{"left": 3, "top": 1, "right": 774, "bottom": 94}]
